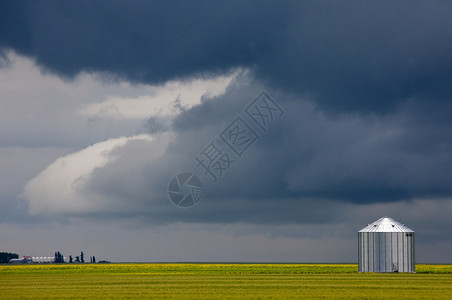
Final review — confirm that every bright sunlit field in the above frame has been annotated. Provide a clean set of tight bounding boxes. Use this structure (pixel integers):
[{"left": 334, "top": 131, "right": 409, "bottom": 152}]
[{"left": 1, "top": 264, "right": 451, "bottom": 299}]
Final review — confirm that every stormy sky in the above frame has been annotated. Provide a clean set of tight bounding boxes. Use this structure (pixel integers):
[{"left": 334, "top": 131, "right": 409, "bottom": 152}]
[{"left": 1, "top": 0, "right": 451, "bottom": 263}]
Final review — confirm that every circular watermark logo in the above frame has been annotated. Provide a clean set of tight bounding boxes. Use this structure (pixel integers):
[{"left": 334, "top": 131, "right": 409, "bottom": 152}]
[{"left": 167, "top": 173, "right": 203, "bottom": 208}]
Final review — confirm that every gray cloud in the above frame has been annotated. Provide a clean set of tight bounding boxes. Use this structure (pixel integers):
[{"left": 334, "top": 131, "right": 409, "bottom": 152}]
[{"left": 21, "top": 82, "right": 452, "bottom": 228}]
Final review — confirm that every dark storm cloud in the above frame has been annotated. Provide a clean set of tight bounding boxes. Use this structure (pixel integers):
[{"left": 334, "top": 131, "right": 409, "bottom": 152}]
[
  {"left": 0, "top": 0, "right": 288, "bottom": 85},
  {"left": 171, "top": 88, "right": 452, "bottom": 205},
  {"left": 256, "top": 1, "right": 452, "bottom": 113},
  {"left": 61, "top": 83, "right": 451, "bottom": 226},
  {"left": 2, "top": 1, "right": 452, "bottom": 113}
]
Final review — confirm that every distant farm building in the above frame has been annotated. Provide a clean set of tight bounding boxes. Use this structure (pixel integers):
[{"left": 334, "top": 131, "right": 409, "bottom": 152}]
[
  {"left": 8, "top": 256, "right": 33, "bottom": 264},
  {"left": 32, "top": 257, "right": 58, "bottom": 263},
  {"left": 358, "top": 217, "right": 415, "bottom": 273}
]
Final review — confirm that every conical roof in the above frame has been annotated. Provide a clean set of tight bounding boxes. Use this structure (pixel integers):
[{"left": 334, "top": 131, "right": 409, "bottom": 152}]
[{"left": 358, "top": 217, "right": 414, "bottom": 233}]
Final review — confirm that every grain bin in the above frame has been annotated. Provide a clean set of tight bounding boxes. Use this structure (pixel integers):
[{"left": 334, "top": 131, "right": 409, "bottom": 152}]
[{"left": 358, "top": 217, "right": 415, "bottom": 273}]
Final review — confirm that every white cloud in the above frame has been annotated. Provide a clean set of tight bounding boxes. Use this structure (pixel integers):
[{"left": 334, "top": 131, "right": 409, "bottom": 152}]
[
  {"left": 0, "top": 50, "right": 238, "bottom": 147},
  {"left": 80, "top": 72, "right": 240, "bottom": 119},
  {"left": 22, "top": 134, "right": 162, "bottom": 215},
  {"left": 0, "top": 147, "right": 69, "bottom": 195}
]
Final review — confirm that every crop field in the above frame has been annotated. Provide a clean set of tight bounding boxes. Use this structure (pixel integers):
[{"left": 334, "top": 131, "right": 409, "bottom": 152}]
[{"left": 1, "top": 264, "right": 451, "bottom": 299}]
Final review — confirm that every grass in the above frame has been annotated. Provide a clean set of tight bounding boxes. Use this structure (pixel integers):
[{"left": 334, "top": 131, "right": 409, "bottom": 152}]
[{"left": 1, "top": 264, "right": 451, "bottom": 299}]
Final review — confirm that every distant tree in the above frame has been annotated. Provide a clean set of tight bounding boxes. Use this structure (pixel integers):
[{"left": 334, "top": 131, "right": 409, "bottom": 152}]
[
  {"left": 92, "top": 256, "right": 96, "bottom": 264},
  {"left": 80, "top": 251, "right": 84, "bottom": 263},
  {"left": 69, "top": 255, "right": 73, "bottom": 263},
  {"left": 75, "top": 256, "right": 80, "bottom": 263},
  {"left": 54, "top": 251, "right": 64, "bottom": 263},
  {"left": 0, "top": 252, "right": 19, "bottom": 263}
]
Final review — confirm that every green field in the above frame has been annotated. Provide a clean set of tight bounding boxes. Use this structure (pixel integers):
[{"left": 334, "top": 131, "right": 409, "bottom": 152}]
[{"left": 1, "top": 264, "right": 451, "bottom": 299}]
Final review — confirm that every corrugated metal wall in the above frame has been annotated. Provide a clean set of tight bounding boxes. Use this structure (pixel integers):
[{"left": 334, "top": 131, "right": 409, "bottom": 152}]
[{"left": 358, "top": 232, "right": 415, "bottom": 272}]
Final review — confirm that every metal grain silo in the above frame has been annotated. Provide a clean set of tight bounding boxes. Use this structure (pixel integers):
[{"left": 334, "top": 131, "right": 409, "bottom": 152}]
[{"left": 358, "top": 217, "right": 415, "bottom": 273}]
